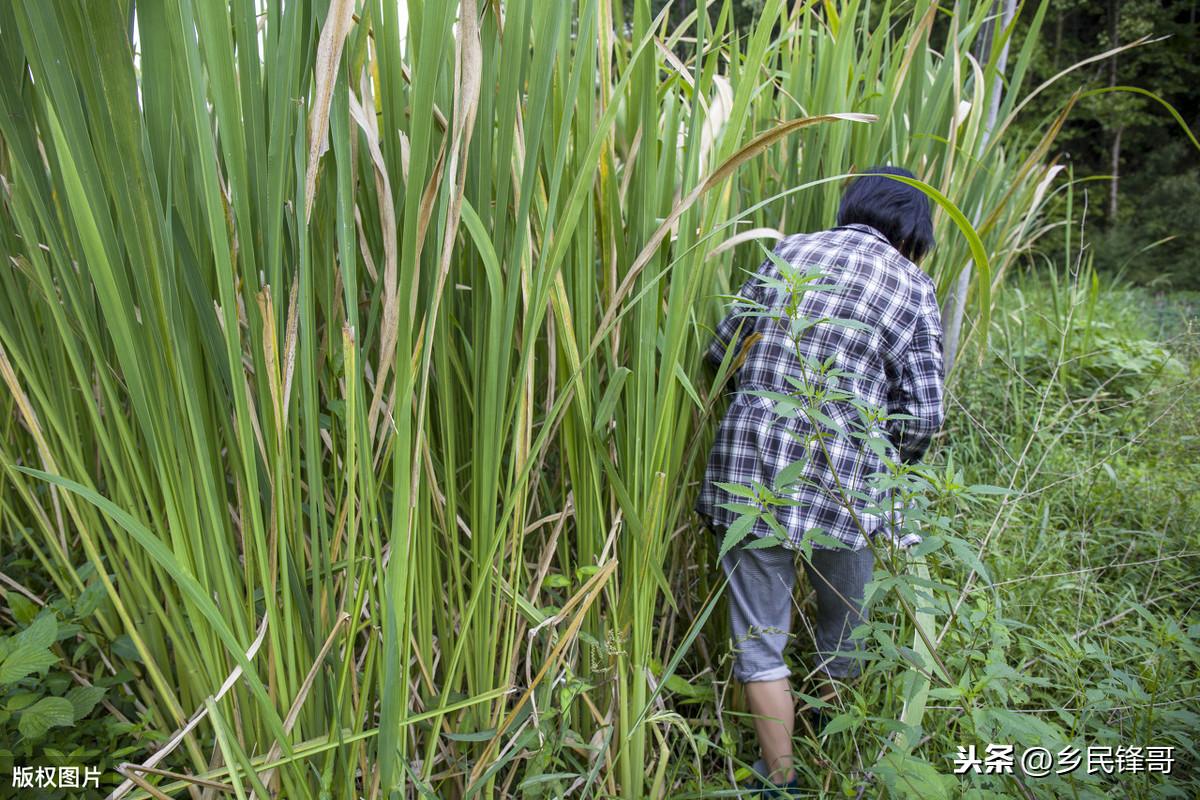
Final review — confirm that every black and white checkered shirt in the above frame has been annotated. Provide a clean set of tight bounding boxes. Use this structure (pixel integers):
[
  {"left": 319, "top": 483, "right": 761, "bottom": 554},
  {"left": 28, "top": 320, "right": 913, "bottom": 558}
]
[{"left": 695, "top": 223, "right": 945, "bottom": 551}]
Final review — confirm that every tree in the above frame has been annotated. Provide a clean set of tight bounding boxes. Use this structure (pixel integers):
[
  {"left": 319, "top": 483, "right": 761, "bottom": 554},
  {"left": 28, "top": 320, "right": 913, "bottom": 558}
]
[{"left": 1016, "top": 0, "right": 1200, "bottom": 287}]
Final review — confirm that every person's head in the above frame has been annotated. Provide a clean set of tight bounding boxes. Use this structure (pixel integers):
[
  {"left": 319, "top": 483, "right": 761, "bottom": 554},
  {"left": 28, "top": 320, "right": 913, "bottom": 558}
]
[{"left": 836, "top": 166, "right": 934, "bottom": 263}]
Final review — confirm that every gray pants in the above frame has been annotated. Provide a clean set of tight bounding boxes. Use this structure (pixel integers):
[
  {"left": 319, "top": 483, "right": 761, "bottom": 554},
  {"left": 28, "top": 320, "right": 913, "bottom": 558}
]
[{"left": 719, "top": 533, "right": 875, "bottom": 683}]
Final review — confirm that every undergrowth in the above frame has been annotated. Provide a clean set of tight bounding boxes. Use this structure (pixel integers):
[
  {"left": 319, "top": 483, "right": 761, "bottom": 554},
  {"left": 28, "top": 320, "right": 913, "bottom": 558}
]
[{"left": 668, "top": 264, "right": 1199, "bottom": 799}]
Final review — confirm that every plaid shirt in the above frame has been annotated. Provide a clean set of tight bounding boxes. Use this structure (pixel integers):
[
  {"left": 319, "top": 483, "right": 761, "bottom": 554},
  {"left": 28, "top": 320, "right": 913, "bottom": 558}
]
[{"left": 695, "top": 224, "right": 945, "bottom": 551}]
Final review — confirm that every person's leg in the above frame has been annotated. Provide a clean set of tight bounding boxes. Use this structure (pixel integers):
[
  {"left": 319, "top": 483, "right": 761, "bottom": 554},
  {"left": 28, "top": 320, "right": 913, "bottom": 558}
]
[
  {"left": 745, "top": 678, "right": 794, "bottom": 783},
  {"left": 802, "top": 545, "right": 875, "bottom": 684},
  {"left": 719, "top": 538, "right": 798, "bottom": 784}
]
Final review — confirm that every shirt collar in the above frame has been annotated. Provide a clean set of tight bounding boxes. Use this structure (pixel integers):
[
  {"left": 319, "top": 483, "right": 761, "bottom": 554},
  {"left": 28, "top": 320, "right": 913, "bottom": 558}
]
[{"left": 837, "top": 223, "right": 891, "bottom": 246}]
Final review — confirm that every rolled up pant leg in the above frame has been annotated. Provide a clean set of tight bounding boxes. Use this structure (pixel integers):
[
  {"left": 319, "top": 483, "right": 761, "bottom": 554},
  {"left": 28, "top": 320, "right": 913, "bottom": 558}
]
[
  {"left": 801, "top": 546, "right": 875, "bottom": 680},
  {"left": 719, "top": 542, "right": 796, "bottom": 684}
]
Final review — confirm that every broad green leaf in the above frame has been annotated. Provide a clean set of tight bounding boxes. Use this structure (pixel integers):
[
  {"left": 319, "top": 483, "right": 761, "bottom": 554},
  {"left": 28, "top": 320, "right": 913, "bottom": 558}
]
[
  {"left": 4, "top": 593, "right": 38, "bottom": 626},
  {"left": 663, "top": 674, "right": 699, "bottom": 698},
  {"left": 821, "top": 711, "right": 863, "bottom": 736},
  {"left": 5, "top": 691, "right": 41, "bottom": 712},
  {"left": 73, "top": 582, "right": 107, "bottom": 618},
  {"left": 65, "top": 685, "right": 107, "bottom": 719},
  {"left": 0, "top": 645, "right": 58, "bottom": 684},
  {"left": 15, "top": 614, "right": 56, "bottom": 650},
  {"left": 110, "top": 635, "right": 142, "bottom": 664},
  {"left": 17, "top": 696, "right": 75, "bottom": 739},
  {"left": 542, "top": 574, "right": 570, "bottom": 589},
  {"left": 873, "top": 751, "right": 954, "bottom": 800}
]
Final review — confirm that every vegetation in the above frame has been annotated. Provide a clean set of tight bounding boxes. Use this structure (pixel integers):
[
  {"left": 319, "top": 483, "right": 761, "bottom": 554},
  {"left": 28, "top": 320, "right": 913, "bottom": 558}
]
[
  {"left": 1013, "top": 0, "right": 1200, "bottom": 287},
  {"left": 0, "top": 0, "right": 1195, "bottom": 798}
]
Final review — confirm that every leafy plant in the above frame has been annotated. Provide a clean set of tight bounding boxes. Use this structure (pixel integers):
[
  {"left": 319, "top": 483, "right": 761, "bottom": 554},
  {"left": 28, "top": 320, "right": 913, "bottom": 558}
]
[
  {"left": 0, "top": 572, "right": 152, "bottom": 798},
  {"left": 0, "top": 0, "right": 1170, "bottom": 797}
]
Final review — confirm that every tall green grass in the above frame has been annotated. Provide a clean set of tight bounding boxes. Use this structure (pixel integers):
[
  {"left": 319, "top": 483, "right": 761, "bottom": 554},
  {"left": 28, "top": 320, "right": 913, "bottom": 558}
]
[{"left": 0, "top": 0, "right": 1102, "bottom": 796}]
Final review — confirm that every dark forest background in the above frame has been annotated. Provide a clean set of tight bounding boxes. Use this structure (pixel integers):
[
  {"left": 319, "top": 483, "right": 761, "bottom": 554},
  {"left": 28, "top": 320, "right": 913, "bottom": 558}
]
[
  {"left": 637, "top": 0, "right": 1200, "bottom": 288},
  {"left": 1022, "top": 0, "right": 1199, "bottom": 288}
]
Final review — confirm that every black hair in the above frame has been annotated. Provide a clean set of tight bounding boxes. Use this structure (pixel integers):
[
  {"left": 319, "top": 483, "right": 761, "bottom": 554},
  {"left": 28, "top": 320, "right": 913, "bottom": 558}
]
[{"left": 836, "top": 166, "right": 934, "bottom": 263}]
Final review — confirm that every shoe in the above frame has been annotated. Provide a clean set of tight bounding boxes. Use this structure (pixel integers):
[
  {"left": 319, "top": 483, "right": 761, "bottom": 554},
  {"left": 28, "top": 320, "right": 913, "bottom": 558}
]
[{"left": 742, "top": 758, "right": 802, "bottom": 798}]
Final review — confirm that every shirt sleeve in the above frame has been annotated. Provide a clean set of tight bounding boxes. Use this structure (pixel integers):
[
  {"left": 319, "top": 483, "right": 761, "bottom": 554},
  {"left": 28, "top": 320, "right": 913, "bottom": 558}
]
[
  {"left": 704, "top": 270, "right": 765, "bottom": 368},
  {"left": 886, "top": 291, "right": 946, "bottom": 464}
]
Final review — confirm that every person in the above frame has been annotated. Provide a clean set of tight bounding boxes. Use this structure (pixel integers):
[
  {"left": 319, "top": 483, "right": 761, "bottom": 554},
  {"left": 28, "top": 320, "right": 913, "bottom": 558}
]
[{"left": 694, "top": 166, "right": 946, "bottom": 795}]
